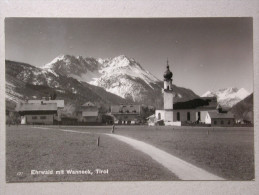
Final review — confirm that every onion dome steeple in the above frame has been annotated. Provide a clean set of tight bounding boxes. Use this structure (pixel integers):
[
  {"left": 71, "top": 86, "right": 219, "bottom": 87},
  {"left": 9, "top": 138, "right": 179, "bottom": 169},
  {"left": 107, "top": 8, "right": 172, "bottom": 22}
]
[{"left": 163, "top": 59, "right": 173, "bottom": 81}]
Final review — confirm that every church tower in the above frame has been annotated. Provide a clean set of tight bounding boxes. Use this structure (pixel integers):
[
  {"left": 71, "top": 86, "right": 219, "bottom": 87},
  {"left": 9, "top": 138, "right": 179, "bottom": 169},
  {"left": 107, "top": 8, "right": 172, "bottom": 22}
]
[{"left": 163, "top": 59, "right": 175, "bottom": 122}]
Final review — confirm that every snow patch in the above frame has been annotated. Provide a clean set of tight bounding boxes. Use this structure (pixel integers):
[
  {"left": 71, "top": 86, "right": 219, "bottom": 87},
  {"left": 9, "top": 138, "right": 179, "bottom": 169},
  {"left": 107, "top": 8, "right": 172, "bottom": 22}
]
[{"left": 202, "top": 87, "right": 250, "bottom": 107}]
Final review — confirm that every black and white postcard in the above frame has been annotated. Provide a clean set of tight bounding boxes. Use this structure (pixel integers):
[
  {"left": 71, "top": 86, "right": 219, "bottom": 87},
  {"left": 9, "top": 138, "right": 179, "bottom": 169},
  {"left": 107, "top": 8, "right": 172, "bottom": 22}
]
[{"left": 1, "top": 1, "right": 258, "bottom": 195}]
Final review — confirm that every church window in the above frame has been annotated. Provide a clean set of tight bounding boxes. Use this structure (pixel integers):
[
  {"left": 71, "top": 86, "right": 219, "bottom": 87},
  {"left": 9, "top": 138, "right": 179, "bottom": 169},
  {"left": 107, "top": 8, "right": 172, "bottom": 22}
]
[
  {"left": 221, "top": 120, "right": 224, "bottom": 125},
  {"left": 177, "top": 112, "right": 180, "bottom": 121},
  {"left": 214, "top": 120, "right": 217, "bottom": 125},
  {"left": 158, "top": 113, "right": 161, "bottom": 120},
  {"left": 187, "top": 112, "right": 191, "bottom": 121},
  {"left": 32, "top": 116, "right": 37, "bottom": 120}
]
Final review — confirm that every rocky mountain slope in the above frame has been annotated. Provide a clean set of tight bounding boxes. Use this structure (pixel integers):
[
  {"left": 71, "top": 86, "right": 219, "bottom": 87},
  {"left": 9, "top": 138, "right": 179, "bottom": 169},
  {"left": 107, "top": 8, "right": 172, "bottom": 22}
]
[
  {"left": 42, "top": 54, "right": 199, "bottom": 107},
  {"left": 201, "top": 87, "right": 250, "bottom": 108},
  {"left": 230, "top": 93, "right": 253, "bottom": 123},
  {"left": 5, "top": 60, "right": 128, "bottom": 112}
]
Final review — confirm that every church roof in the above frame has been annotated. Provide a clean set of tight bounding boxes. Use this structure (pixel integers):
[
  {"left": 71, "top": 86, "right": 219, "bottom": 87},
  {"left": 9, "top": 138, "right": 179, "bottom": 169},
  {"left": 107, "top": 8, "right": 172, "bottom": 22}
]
[{"left": 173, "top": 98, "right": 217, "bottom": 110}]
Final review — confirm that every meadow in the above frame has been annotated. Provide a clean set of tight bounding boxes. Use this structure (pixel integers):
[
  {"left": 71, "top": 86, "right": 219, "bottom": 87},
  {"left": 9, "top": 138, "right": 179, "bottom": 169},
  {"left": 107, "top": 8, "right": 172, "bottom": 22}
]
[{"left": 6, "top": 125, "right": 254, "bottom": 182}]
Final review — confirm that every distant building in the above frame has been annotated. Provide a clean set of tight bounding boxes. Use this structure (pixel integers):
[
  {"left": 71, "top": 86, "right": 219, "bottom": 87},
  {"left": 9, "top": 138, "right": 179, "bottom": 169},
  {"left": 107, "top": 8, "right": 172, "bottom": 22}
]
[
  {"left": 77, "top": 102, "right": 101, "bottom": 123},
  {"left": 16, "top": 102, "right": 58, "bottom": 125},
  {"left": 205, "top": 111, "right": 235, "bottom": 127},
  {"left": 111, "top": 104, "right": 141, "bottom": 124}
]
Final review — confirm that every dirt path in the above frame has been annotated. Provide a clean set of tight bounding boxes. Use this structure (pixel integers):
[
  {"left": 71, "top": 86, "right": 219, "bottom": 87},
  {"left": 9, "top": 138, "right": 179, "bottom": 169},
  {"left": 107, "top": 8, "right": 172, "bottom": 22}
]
[
  {"left": 34, "top": 126, "right": 224, "bottom": 180},
  {"left": 106, "top": 133, "right": 224, "bottom": 180}
]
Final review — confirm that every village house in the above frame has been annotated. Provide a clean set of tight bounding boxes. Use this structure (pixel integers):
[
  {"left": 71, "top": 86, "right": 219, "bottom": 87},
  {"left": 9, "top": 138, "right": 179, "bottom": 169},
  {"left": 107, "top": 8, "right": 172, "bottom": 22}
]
[
  {"left": 111, "top": 104, "right": 141, "bottom": 125},
  {"left": 77, "top": 102, "right": 101, "bottom": 123},
  {"left": 27, "top": 98, "right": 64, "bottom": 122},
  {"left": 205, "top": 111, "right": 235, "bottom": 127},
  {"left": 16, "top": 102, "right": 58, "bottom": 125}
]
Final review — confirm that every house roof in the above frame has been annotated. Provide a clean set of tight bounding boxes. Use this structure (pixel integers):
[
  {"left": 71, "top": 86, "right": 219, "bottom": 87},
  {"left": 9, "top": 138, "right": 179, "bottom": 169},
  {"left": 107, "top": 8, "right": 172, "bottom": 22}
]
[
  {"left": 28, "top": 99, "right": 64, "bottom": 108},
  {"left": 208, "top": 111, "right": 234, "bottom": 119},
  {"left": 17, "top": 103, "right": 57, "bottom": 111}
]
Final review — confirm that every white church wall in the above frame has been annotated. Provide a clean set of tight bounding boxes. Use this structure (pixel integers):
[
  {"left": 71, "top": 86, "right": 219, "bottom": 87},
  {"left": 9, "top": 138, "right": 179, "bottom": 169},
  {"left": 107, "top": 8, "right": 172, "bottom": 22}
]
[
  {"left": 200, "top": 111, "right": 208, "bottom": 123},
  {"left": 164, "top": 111, "right": 174, "bottom": 122},
  {"left": 164, "top": 80, "right": 173, "bottom": 90},
  {"left": 205, "top": 113, "right": 212, "bottom": 124},
  {"left": 163, "top": 92, "right": 174, "bottom": 109},
  {"left": 164, "top": 121, "right": 181, "bottom": 126},
  {"left": 173, "top": 110, "right": 196, "bottom": 122},
  {"left": 155, "top": 110, "right": 165, "bottom": 120}
]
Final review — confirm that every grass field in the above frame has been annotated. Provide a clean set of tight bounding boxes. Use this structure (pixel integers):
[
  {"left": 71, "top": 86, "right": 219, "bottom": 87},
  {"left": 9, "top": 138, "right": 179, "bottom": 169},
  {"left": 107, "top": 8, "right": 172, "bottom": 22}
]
[
  {"left": 6, "top": 125, "right": 254, "bottom": 182},
  {"left": 6, "top": 125, "right": 178, "bottom": 182}
]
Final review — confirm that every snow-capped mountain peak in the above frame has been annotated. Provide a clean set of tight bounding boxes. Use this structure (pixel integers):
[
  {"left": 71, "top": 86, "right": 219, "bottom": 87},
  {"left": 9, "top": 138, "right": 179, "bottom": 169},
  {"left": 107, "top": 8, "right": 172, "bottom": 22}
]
[
  {"left": 43, "top": 54, "right": 161, "bottom": 101},
  {"left": 43, "top": 54, "right": 66, "bottom": 69},
  {"left": 202, "top": 87, "right": 250, "bottom": 107}
]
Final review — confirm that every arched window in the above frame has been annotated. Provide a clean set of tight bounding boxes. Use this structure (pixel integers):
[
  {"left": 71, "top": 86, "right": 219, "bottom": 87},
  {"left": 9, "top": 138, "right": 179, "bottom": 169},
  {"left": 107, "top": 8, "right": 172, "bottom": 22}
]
[
  {"left": 187, "top": 112, "right": 191, "bottom": 121},
  {"left": 177, "top": 112, "right": 180, "bottom": 121},
  {"left": 197, "top": 112, "right": 201, "bottom": 121},
  {"left": 158, "top": 113, "right": 161, "bottom": 120}
]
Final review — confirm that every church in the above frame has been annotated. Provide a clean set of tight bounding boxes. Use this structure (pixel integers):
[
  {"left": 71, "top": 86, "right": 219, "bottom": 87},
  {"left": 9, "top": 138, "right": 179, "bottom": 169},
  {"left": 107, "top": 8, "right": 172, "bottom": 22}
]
[
  {"left": 154, "top": 60, "right": 233, "bottom": 126},
  {"left": 154, "top": 60, "right": 181, "bottom": 126}
]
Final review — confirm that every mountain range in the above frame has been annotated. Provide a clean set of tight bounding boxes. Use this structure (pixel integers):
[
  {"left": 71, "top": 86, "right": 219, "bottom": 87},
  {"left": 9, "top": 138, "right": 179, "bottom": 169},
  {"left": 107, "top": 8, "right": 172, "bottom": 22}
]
[
  {"left": 201, "top": 88, "right": 250, "bottom": 108},
  {"left": 6, "top": 54, "right": 252, "bottom": 119},
  {"left": 6, "top": 60, "right": 128, "bottom": 113},
  {"left": 5, "top": 55, "right": 199, "bottom": 113},
  {"left": 42, "top": 54, "right": 198, "bottom": 105}
]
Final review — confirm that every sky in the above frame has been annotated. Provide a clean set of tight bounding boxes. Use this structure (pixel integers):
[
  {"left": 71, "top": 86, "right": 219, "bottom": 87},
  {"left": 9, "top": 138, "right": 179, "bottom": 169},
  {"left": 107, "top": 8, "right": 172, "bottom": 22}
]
[{"left": 5, "top": 18, "right": 253, "bottom": 95}]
